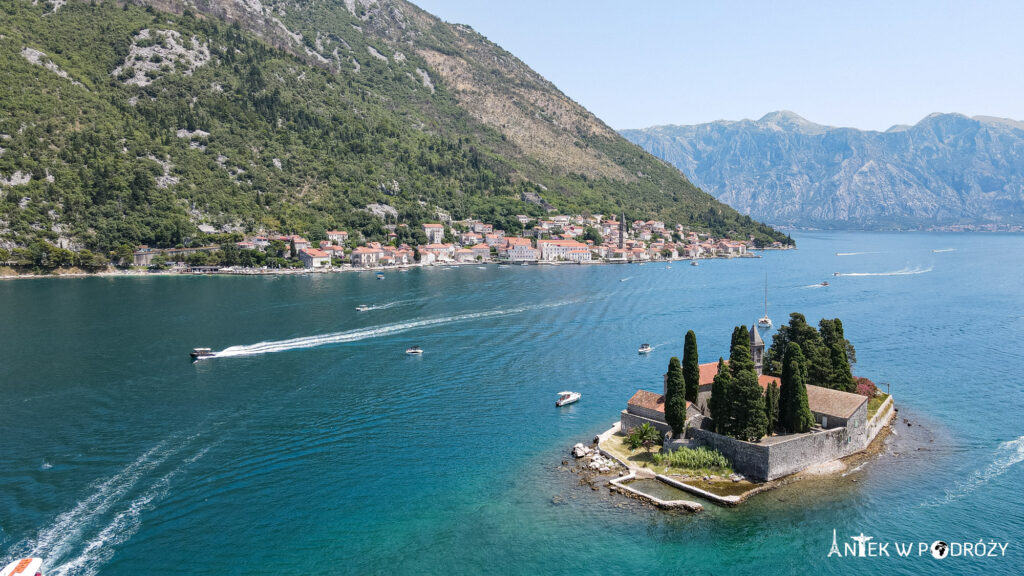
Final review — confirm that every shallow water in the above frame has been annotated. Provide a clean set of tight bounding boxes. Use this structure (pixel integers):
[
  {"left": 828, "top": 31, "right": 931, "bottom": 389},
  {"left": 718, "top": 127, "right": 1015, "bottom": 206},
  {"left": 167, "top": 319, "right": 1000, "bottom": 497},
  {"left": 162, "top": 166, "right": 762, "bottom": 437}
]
[{"left": 1, "top": 231, "right": 1022, "bottom": 574}]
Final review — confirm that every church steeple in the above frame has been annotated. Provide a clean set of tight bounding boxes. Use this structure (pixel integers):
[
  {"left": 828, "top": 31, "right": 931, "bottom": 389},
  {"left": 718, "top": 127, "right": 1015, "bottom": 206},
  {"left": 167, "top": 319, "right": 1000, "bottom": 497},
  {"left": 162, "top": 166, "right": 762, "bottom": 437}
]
[
  {"left": 750, "top": 324, "right": 764, "bottom": 375},
  {"left": 618, "top": 212, "right": 625, "bottom": 249}
]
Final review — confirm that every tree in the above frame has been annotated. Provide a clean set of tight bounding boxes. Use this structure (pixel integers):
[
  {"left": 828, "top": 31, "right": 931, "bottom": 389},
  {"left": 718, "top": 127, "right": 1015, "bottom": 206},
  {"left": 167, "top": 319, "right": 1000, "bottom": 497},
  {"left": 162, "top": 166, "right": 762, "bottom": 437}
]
[
  {"left": 682, "top": 330, "right": 700, "bottom": 404},
  {"left": 820, "top": 318, "right": 856, "bottom": 392},
  {"left": 779, "top": 342, "right": 815, "bottom": 433},
  {"left": 708, "top": 358, "right": 732, "bottom": 434},
  {"left": 113, "top": 244, "right": 134, "bottom": 268},
  {"left": 625, "top": 422, "right": 662, "bottom": 453},
  {"left": 581, "top": 226, "right": 602, "bottom": 245},
  {"left": 729, "top": 325, "right": 754, "bottom": 377},
  {"left": 664, "top": 357, "right": 687, "bottom": 436},
  {"left": 764, "top": 381, "right": 780, "bottom": 435},
  {"left": 732, "top": 370, "right": 768, "bottom": 441},
  {"left": 765, "top": 313, "right": 830, "bottom": 386}
]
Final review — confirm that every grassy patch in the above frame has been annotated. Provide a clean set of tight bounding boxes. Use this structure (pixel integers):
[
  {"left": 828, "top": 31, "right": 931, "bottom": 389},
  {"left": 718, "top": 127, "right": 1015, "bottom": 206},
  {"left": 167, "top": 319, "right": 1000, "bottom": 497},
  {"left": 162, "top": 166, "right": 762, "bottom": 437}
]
[
  {"left": 600, "top": 433, "right": 733, "bottom": 476},
  {"left": 868, "top": 393, "right": 890, "bottom": 418}
]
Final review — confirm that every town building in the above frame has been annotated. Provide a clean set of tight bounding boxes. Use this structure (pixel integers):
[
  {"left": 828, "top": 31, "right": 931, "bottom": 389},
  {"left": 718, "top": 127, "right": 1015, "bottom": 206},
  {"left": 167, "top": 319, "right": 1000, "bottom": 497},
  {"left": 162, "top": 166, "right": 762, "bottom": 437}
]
[
  {"left": 423, "top": 223, "right": 445, "bottom": 244},
  {"left": 299, "top": 248, "right": 331, "bottom": 268}
]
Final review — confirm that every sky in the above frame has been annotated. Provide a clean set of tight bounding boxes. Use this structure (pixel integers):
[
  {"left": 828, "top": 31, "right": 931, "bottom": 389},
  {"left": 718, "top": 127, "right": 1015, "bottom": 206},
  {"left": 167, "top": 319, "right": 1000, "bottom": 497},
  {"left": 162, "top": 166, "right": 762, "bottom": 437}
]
[{"left": 413, "top": 0, "right": 1024, "bottom": 131}]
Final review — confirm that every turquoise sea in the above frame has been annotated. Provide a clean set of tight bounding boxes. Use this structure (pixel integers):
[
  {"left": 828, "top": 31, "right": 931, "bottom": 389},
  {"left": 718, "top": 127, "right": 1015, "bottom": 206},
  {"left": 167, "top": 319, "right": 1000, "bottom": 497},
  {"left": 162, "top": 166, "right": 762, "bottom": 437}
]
[{"left": 1, "top": 231, "right": 1022, "bottom": 575}]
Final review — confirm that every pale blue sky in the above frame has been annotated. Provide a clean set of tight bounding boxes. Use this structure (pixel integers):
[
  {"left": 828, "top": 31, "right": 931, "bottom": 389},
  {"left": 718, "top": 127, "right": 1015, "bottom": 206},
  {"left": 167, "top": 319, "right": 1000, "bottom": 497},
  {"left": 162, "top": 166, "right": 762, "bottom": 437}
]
[{"left": 414, "top": 0, "right": 1024, "bottom": 131}]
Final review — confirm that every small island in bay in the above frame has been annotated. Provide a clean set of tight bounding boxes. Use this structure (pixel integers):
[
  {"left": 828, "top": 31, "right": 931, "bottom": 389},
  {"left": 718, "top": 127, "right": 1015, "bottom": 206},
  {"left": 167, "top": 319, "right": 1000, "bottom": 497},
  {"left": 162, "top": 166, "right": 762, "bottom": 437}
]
[{"left": 573, "top": 313, "right": 896, "bottom": 510}]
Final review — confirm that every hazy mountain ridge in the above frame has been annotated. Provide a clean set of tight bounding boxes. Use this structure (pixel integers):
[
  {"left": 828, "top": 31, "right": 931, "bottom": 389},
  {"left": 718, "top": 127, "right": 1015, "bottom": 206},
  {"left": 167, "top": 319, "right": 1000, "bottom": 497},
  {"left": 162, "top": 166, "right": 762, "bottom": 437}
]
[
  {"left": 0, "top": 0, "right": 788, "bottom": 254},
  {"left": 621, "top": 111, "right": 1024, "bottom": 229}
]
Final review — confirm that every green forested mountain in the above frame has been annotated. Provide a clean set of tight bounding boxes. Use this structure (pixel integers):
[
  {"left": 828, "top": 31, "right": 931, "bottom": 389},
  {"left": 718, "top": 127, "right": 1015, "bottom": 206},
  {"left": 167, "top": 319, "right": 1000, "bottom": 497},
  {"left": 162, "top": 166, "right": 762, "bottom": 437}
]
[{"left": 0, "top": 0, "right": 788, "bottom": 256}]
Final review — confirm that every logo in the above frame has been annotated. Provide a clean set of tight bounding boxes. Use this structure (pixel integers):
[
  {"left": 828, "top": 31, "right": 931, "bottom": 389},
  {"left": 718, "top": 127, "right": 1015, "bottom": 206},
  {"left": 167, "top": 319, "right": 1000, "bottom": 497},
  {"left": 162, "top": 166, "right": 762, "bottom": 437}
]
[{"left": 828, "top": 530, "right": 1008, "bottom": 560}]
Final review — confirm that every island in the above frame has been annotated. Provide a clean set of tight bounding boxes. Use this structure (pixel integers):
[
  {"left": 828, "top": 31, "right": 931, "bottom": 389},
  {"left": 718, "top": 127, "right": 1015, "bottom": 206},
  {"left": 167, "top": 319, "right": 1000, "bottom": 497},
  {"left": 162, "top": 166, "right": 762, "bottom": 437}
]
[{"left": 576, "top": 313, "right": 896, "bottom": 509}]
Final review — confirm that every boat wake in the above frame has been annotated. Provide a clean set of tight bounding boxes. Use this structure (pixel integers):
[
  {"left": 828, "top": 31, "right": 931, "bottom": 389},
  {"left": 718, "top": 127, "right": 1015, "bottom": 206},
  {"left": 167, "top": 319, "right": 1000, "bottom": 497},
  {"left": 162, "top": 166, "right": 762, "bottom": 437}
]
[
  {"left": 932, "top": 248, "right": 955, "bottom": 253},
  {"left": 835, "top": 251, "right": 886, "bottom": 256},
  {"left": 923, "top": 436, "right": 1024, "bottom": 507},
  {"left": 838, "top": 266, "right": 933, "bottom": 277},
  {"left": 214, "top": 300, "right": 578, "bottom": 358},
  {"left": 10, "top": 434, "right": 215, "bottom": 576}
]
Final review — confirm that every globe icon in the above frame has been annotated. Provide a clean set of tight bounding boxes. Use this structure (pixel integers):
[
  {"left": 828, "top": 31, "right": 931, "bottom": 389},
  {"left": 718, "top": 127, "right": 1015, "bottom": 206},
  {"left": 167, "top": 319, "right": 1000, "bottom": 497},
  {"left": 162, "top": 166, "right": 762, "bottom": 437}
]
[{"left": 931, "top": 541, "right": 949, "bottom": 559}]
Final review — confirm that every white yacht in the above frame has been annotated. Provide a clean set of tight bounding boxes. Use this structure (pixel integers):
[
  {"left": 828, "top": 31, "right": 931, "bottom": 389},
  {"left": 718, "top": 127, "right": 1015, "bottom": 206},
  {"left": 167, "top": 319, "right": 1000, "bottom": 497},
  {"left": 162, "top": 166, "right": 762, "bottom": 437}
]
[
  {"left": 2, "top": 558, "right": 43, "bottom": 576},
  {"left": 355, "top": 304, "right": 371, "bottom": 312},
  {"left": 757, "top": 274, "right": 772, "bottom": 329},
  {"left": 556, "top": 391, "right": 581, "bottom": 407},
  {"left": 189, "top": 347, "right": 215, "bottom": 361},
  {"left": 638, "top": 343, "right": 653, "bottom": 354},
  {"left": 405, "top": 345, "right": 423, "bottom": 355}
]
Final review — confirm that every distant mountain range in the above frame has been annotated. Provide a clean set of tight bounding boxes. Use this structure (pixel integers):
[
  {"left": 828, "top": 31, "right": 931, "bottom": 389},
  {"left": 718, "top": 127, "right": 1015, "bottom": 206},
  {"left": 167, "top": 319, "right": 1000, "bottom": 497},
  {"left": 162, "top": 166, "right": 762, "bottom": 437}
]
[
  {"left": 0, "top": 0, "right": 787, "bottom": 254},
  {"left": 621, "top": 111, "right": 1024, "bottom": 229}
]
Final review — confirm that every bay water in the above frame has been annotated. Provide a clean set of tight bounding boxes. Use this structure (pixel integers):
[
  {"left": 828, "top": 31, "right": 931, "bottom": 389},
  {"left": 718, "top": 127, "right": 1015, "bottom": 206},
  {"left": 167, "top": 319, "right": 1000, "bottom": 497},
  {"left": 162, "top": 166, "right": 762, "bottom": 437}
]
[{"left": 1, "top": 231, "right": 1022, "bottom": 574}]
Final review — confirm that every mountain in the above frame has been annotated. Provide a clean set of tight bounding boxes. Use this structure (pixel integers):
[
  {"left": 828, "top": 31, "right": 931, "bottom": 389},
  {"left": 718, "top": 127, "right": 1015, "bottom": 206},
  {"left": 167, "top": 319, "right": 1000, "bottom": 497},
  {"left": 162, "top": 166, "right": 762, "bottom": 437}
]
[
  {"left": 621, "top": 111, "right": 1024, "bottom": 229},
  {"left": 0, "top": 0, "right": 788, "bottom": 257}
]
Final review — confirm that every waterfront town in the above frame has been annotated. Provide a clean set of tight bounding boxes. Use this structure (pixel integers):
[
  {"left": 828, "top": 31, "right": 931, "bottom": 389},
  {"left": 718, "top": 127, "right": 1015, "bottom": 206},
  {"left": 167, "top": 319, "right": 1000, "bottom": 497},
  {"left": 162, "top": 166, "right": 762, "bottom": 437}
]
[{"left": 130, "top": 213, "right": 789, "bottom": 271}]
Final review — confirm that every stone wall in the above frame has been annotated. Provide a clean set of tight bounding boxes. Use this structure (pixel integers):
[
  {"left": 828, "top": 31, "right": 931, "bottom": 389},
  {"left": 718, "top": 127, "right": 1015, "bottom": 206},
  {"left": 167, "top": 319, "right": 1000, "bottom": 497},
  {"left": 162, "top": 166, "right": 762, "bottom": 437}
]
[
  {"left": 620, "top": 410, "right": 672, "bottom": 435},
  {"left": 866, "top": 395, "right": 895, "bottom": 439},
  {"left": 685, "top": 399, "right": 882, "bottom": 481}
]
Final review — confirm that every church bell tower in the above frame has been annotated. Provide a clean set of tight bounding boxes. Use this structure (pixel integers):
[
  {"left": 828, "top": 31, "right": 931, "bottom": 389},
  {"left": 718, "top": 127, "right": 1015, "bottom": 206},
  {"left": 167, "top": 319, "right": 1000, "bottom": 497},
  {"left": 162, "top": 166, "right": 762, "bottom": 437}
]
[{"left": 750, "top": 324, "right": 764, "bottom": 375}]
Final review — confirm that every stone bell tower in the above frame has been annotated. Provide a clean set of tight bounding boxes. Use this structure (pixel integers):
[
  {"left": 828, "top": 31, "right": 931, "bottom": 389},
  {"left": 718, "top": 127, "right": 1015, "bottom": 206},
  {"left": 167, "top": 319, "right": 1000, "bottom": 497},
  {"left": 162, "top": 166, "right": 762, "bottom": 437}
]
[{"left": 750, "top": 324, "right": 764, "bottom": 375}]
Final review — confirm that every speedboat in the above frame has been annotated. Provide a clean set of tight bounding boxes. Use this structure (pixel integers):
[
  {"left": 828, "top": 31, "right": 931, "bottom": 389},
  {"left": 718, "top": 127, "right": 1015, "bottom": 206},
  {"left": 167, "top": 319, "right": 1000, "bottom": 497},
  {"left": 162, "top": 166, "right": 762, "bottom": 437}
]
[
  {"left": 190, "top": 347, "right": 215, "bottom": 361},
  {"left": 556, "top": 391, "right": 581, "bottom": 407},
  {"left": 820, "top": 281, "right": 829, "bottom": 286},
  {"left": 477, "top": 266, "right": 487, "bottom": 269},
  {"left": 405, "top": 345, "right": 423, "bottom": 355},
  {"left": 833, "top": 272, "right": 841, "bottom": 276},
  {"left": 638, "top": 343, "right": 653, "bottom": 354},
  {"left": 691, "top": 261, "right": 699, "bottom": 266},
  {"left": 665, "top": 265, "right": 672, "bottom": 269},
  {"left": 376, "top": 272, "right": 385, "bottom": 280},
  {"left": 355, "top": 304, "right": 371, "bottom": 312},
  {"left": 2, "top": 557, "right": 43, "bottom": 576}
]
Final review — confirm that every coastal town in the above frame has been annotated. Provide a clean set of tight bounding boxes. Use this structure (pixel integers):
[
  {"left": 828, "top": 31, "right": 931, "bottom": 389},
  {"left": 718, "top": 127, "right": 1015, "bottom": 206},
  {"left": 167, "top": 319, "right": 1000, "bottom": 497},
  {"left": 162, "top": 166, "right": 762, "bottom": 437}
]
[{"left": 129, "top": 213, "right": 790, "bottom": 272}]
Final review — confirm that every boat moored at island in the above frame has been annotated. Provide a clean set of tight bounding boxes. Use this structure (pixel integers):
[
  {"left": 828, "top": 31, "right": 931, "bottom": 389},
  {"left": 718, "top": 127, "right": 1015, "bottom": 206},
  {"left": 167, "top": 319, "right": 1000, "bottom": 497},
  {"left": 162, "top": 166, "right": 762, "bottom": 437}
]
[
  {"left": 189, "top": 347, "right": 215, "bottom": 361},
  {"left": 556, "top": 391, "right": 581, "bottom": 406},
  {"left": 757, "top": 274, "right": 772, "bottom": 329},
  {"left": 638, "top": 343, "right": 653, "bottom": 354},
  {"left": 2, "top": 557, "right": 43, "bottom": 576},
  {"left": 405, "top": 345, "right": 423, "bottom": 355}
]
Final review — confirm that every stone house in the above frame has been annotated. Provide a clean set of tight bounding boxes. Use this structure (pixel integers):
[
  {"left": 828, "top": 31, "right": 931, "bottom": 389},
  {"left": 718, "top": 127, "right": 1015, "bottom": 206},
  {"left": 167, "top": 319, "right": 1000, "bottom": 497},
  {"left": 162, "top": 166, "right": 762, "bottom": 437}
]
[{"left": 299, "top": 248, "right": 331, "bottom": 268}]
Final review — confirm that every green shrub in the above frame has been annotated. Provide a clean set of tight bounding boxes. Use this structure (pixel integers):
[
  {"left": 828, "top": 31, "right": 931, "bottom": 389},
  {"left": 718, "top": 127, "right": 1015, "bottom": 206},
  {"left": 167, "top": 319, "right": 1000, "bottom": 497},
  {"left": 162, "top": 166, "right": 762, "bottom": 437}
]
[{"left": 651, "top": 446, "right": 731, "bottom": 473}]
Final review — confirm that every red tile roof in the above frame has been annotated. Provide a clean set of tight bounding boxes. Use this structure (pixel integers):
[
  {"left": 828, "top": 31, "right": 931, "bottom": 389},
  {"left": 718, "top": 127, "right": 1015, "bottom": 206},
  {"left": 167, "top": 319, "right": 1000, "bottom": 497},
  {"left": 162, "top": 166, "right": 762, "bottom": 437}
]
[
  {"left": 302, "top": 248, "right": 329, "bottom": 258},
  {"left": 627, "top": 390, "right": 693, "bottom": 414},
  {"left": 698, "top": 361, "right": 777, "bottom": 391}
]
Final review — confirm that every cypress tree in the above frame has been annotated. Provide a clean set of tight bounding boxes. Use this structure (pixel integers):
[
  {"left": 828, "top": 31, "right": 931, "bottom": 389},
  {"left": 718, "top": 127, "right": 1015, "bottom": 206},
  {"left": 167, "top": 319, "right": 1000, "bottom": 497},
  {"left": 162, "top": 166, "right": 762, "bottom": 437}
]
[
  {"left": 732, "top": 370, "right": 769, "bottom": 441},
  {"left": 779, "top": 342, "right": 815, "bottom": 433},
  {"left": 708, "top": 357, "right": 731, "bottom": 434},
  {"left": 664, "top": 357, "right": 687, "bottom": 436},
  {"left": 820, "top": 318, "right": 855, "bottom": 392},
  {"left": 729, "top": 325, "right": 755, "bottom": 377},
  {"left": 682, "top": 330, "right": 700, "bottom": 404},
  {"left": 764, "top": 381, "right": 780, "bottom": 435}
]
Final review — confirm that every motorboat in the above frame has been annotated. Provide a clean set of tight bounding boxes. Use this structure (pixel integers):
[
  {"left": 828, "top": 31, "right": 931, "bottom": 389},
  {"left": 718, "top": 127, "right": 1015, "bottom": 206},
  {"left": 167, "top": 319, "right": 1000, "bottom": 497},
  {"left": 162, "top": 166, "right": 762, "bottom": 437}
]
[
  {"left": 820, "top": 281, "right": 829, "bottom": 286},
  {"left": 190, "top": 347, "right": 215, "bottom": 361},
  {"left": 355, "top": 304, "right": 371, "bottom": 312},
  {"left": 376, "top": 272, "right": 385, "bottom": 280},
  {"left": 638, "top": 343, "right": 653, "bottom": 354},
  {"left": 405, "top": 345, "right": 423, "bottom": 355},
  {"left": 665, "top": 265, "right": 672, "bottom": 269},
  {"left": 691, "top": 261, "right": 699, "bottom": 266},
  {"left": 833, "top": 272, "right": 841, "bottom": 276},
  {"left": 2, "top": 557, "right": 43, "bottom": 576},
  {"left": 556, "top": 391, "right": 581, "bottom": 407}
]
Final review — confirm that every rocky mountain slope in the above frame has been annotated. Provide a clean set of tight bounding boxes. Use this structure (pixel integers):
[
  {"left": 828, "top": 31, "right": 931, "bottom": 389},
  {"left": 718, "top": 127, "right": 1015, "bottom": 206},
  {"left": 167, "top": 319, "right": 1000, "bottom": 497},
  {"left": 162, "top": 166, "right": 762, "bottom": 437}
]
[
  {"left": 0, "top": 0, "right": 788, "bottom": 254},
  {"left": 621, "top": 111, "right": 1024, "bottom": 229}
]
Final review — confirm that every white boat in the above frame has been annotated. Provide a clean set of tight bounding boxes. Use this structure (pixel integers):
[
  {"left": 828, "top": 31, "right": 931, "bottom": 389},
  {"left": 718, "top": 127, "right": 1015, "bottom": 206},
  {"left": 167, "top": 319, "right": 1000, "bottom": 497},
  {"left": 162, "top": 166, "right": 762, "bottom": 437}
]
[
  {"left": 757, "top": 274, "right": 772, "bottom": 329},
  {"left": 638, "top": 343, "right": 653, "bottom": 354},
  {"left": 476, "top": 266, "right": 487, "bottom": 269},
  {"left": 665, "top": 265, "right": 672, "bottom": 269},
  {"left": 189, "top": 347, "right": 215, "bottom": 361},
  {"left": 556, "top": 391, "right": 581, "bottom": 407},
  {"left": 405, "top": 345, "right": 423, "bottom": 355},
  {"left": 2, "top": 558, "right": 43, "bottom": 576},
  {"left": 376, "top": 272, "right": 385, "bottom": 280},
  {"left": 691, "top": 261, "right": 699, "bottom": 267},
  {"left": 355, "top": 304, "right": 371, "bottom": 312}
]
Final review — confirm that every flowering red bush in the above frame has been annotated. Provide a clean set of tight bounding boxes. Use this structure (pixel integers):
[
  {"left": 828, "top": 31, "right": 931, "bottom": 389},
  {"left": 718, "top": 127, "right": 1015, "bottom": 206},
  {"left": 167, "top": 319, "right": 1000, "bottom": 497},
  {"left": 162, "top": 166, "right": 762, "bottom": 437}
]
[{"left": 854, "top": 377, "right": 878, "bottom": 397}]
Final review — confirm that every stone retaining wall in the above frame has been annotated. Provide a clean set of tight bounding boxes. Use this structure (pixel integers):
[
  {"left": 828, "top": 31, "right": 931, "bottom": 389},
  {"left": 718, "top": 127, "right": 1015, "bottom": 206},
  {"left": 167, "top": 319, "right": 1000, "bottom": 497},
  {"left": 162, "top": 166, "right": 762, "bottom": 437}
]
[{"left": 620, "top": 409, "right": 672, "bottom": 435}]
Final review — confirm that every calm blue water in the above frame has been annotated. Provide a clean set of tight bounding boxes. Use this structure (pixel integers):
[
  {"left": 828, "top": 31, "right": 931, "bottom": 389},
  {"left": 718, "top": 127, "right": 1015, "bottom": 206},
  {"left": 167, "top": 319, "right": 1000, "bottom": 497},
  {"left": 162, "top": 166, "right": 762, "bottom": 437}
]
[{"left": 1, "top": 232, "right": 1022, "bottom": 575}]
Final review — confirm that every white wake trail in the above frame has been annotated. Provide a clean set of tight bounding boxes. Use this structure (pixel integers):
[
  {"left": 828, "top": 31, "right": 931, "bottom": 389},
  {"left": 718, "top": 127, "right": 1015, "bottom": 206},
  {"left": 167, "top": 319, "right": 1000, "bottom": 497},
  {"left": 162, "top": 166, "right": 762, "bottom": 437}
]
[
  {"left": 835, "top": 251, "right": 886, "bottom": 256},
  {"left": 214, "top": 300, "right": 578, "bottom": 358},
  {"left": 836, "top": 266, "right": 933, "bottom": 277},
  {"left": 923, "top": 436, "right": 1024, "bottom": 507}
]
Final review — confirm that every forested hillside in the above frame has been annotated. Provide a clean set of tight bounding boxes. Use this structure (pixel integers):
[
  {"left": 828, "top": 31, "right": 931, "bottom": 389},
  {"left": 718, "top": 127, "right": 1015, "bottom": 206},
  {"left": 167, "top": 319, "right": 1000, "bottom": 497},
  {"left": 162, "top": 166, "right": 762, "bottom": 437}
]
[{"left": 0, "top": 0, "right": 788, "bottom": 259}]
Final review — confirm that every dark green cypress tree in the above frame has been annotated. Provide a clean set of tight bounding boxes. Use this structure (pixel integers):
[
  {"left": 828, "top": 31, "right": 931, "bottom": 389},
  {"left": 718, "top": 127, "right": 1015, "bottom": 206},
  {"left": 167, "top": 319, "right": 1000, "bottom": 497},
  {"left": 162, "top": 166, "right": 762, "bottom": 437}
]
[
  {"left": 729, "top": 325, "right": 755, "bottom": 377},
  {"left": 664, "top": 357, "right": 687, "bottom": 436},
  {"left": 682, "top": 330, "right": 700, "bottom": 404},
  {"left": 732, "top": 370, "right": 769, "bottom": 441},
  {"left": 779, "top": 342, "right": 815, "bottom": 433},
  {"left": 820, "top": 318, "right": 855, "bottom": 392},
  {"left": 708, "top": 357, "right": 731, "bottom": 434},
  {"left": 765, "top": 381, "right": 779, "bottom": 435}
]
